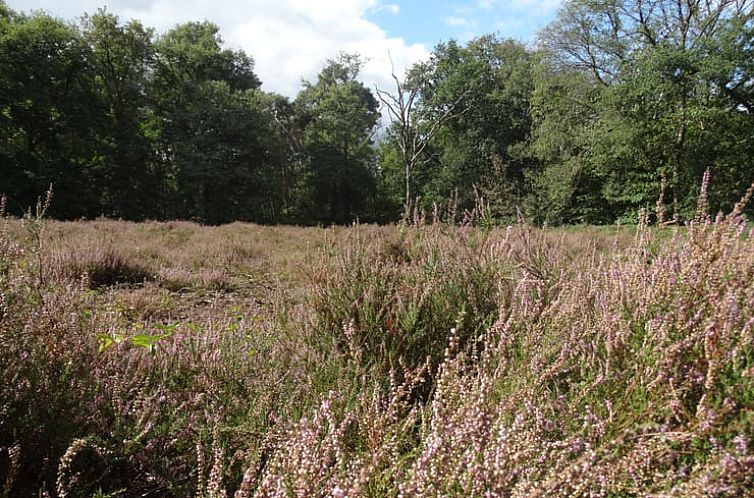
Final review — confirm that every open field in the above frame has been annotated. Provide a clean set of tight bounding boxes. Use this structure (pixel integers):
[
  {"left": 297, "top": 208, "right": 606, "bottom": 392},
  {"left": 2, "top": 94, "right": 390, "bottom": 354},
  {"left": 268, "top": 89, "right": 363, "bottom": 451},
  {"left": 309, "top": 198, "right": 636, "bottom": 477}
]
[{"left": 1, "top": 211, "right": 754, "bottom": 497}]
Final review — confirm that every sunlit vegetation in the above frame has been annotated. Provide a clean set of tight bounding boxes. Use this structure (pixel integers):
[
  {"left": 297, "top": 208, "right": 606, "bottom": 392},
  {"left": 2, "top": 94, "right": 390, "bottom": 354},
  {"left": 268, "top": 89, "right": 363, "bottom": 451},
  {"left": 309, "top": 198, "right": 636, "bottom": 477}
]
[
  {"left": 2, "top": 186, "right": 754, "bottom": 495},
  {"left": 2, "top": 0, "right": 754, "bottom": 496},
  {"left": 1, "top": 0, "right": 752, "bottom": 225}
]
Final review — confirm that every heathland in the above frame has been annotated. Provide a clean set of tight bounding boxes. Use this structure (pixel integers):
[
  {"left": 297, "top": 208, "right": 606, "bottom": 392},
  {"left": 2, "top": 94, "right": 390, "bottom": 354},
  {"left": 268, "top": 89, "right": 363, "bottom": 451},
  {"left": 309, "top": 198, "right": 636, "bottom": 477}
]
[
  {"left": 3, "top": 0, "right": 754, "bottom": 495},
  {"left": 2, "top": 190, "right": 754, "bottom": 496}
]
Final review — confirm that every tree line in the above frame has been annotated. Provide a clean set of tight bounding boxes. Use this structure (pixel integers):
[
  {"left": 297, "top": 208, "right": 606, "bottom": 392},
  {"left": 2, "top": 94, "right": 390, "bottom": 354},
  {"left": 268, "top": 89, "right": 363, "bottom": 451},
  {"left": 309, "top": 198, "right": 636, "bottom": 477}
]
[{"left": 1, "top": 0, "right": 752, "bottom": 225}]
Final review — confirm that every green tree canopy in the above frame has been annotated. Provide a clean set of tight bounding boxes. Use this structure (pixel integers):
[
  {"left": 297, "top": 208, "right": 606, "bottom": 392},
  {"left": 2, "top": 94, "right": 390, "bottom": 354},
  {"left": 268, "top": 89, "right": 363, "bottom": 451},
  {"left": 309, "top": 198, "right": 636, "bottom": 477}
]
[
  {"left": 149, "top": 21, "right": 285, "bottom": 224},
  {"left": 0, "top": 7, "right": 103, "bottom": 218},
  {"left": 382, "top": 36, "right": 535, "bottom": 221},
  {"left": 82, "top": 9, "right": 157, "bottom": 219},
  {"left": 529, "top": 0, "right": 754, "bottom": 223},
  {"left": 295, "top": 54, "right": 381, "bottom": 224}
]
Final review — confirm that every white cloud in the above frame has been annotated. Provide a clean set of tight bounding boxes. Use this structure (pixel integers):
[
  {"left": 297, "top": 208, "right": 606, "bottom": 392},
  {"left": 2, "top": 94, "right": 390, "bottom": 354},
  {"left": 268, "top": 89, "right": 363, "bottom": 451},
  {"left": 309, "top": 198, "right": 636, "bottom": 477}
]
[
  {"left": 444, "top": 16, "right": 468, "bottom": 26},
  {"left": 373, "top": 3, "right": 400, "bottom": 15},
  {"left": 7, "top": 0, "right": 429, "bottom": 98},
  {"left": 454, "top": 5, "right": 475, "bottom": 16}
]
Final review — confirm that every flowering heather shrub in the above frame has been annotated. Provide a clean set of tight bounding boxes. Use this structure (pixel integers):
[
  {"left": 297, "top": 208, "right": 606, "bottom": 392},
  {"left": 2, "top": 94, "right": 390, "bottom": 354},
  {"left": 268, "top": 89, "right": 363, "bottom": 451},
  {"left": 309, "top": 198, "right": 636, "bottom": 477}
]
[
  {"left": 309, "top": 224, "right": 503, "bottom": 376},
  {"left": 2, "top": 188, "right": 754, "bottom": 496},
  {"left": 54, "top": 247, "right": 154, "bottom": 288},
  {"left": 0, "top": 209, "right": 325, "bottom": 495},
  {"left": 241, "top": 207, "right": 754, "bottom": 495}
]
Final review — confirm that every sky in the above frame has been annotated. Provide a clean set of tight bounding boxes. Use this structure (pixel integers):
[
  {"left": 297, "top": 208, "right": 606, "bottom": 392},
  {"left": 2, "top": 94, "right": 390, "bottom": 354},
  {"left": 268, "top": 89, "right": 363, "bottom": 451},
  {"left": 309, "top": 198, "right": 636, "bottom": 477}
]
[{"left": 7, "top": 0, "right": 563, "bottom": 97}]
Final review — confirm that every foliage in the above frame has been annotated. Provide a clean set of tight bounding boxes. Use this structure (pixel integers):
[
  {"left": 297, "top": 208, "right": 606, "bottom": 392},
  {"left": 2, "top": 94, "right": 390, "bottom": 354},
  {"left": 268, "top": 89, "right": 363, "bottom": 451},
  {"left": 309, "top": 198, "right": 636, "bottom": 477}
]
[
  {"left": 150, "top": 21, "right": 288, "bottom": 224},
  {"left": 0, "top": 8, "right": 379, "bottom": 225},
  {"left": 529, "top": 0, "right": 754, "bottom": 223},
  {"left": 3, "top": 191, "right": 754, "bottom": 495},
  {"left": 0, "top": 8, "right": 104, "bottom": 218},
  {"left": 81, "top": 10, "right": 157, "bottom": 219},
  {"left": 294, "top": 54, "right": 381, "bottom": 224},
  {"left": 383, "top": 36, "right": 535, "bottom": 221},
  {"left": 1, "top": 1, "right": 753, "bottom": 225},
  {"left": 310, "top": 224, "right": 501, "bottom": 376},
  {"left": 3, "top": 0, "right": 754, "bottom": 494}
]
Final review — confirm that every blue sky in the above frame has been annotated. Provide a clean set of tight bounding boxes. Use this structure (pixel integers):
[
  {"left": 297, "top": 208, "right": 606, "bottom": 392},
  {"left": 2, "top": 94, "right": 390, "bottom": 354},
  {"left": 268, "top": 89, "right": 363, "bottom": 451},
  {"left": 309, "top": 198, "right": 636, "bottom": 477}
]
[
  {"left": 7, "top": 0, "right": 563, "bottom": 96},
  {"left": 367, "top": 0, "right": 561, "bottom": 46}
]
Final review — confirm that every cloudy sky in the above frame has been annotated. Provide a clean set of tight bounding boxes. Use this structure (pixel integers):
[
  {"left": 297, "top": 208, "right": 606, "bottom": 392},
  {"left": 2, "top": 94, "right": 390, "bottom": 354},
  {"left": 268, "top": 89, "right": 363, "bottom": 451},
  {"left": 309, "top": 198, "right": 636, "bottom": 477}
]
[{"left": 7, "top": 0, "right": 562, "bottom": 97}]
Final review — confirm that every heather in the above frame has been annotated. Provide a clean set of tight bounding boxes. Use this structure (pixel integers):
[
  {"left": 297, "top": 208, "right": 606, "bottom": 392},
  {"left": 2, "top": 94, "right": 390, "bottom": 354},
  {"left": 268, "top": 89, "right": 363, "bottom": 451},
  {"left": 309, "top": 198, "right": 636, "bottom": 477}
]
[{"left": 0, "top": 190, "right": 753, "bottom": 497}]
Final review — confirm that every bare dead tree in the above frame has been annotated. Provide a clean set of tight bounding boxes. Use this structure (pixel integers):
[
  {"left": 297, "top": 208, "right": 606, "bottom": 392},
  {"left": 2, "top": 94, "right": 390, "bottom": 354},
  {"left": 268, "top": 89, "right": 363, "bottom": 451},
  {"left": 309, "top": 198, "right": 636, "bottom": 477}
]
[{"left": 376, "top": 53, "right": 470, "bottom": 214}]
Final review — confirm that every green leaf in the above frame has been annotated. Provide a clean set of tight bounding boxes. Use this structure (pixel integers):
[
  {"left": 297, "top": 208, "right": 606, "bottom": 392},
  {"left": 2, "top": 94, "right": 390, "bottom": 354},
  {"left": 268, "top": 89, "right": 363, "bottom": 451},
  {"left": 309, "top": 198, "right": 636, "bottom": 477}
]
[
  {"left": 97, "top": 334, "right": 113, "bottom": 353},
  {"left": 131, "top": 333, "right": 169, "bottom": 350}
]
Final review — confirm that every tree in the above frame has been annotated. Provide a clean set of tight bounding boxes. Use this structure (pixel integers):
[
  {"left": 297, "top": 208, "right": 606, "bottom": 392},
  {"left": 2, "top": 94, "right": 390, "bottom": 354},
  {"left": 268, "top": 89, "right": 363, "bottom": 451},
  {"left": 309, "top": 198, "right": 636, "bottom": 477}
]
[
  {"left": 150, "top": 21, "right": 279, "bottom": 223},
  {"left": 376, "top": 56, "right": 467, "bottom": 215},
  {"left": 295, "top": 54, "right": 381, "bottom": 224},
  {"left": 0, "top": 8, "right": 103, "bottom": 218},
  {"left": 82, "top": 9, "right": 156, "bottom": 219},
  {"left": 540, "top": 0, "right": 753, "bottom": 86},
  {"left": 526, "top": 63, "right": 610, "bottom": 224},
  {"left": 531, "top": 0, "right": 754, "bottom": 222},
  {"left": 402, "top": 36, "right": 535, "bottom": 220}
]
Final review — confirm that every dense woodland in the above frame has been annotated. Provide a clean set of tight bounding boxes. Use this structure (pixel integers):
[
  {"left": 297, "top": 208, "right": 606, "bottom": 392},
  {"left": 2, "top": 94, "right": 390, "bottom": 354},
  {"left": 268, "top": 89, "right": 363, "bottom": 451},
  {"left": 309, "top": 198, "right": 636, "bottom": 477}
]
[{"left": 1, "top": 0, "right": 753, "bottom": 225}]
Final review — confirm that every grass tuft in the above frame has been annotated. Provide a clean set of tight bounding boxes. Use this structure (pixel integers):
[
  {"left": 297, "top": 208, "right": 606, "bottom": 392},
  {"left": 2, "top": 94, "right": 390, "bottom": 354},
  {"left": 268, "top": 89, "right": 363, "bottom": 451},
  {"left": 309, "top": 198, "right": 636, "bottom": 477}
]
[{"left": 58, "top": 248, "right": 154, "bottom": 288}]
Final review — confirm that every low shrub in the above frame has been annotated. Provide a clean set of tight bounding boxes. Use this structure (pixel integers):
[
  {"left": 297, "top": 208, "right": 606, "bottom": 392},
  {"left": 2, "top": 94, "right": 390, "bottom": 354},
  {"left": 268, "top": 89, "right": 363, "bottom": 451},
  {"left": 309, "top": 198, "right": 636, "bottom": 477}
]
[
  {"left": 56, "top": 247, "right": 154, "bottom": 288},
  {"left": 2, "top": 187, "right": 754, "bottom": 496},
  {"left": 309, "top": 224, "right": 503, "bottom": 378}
]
